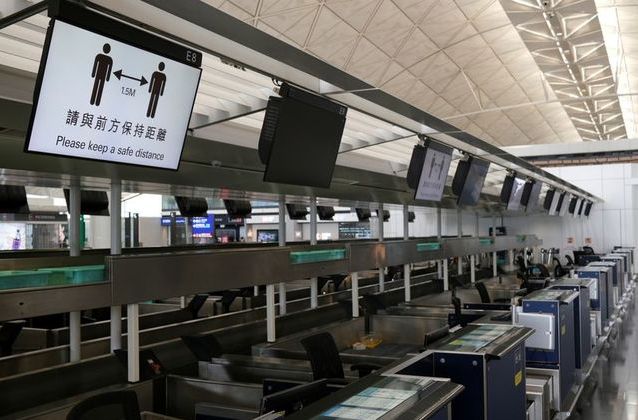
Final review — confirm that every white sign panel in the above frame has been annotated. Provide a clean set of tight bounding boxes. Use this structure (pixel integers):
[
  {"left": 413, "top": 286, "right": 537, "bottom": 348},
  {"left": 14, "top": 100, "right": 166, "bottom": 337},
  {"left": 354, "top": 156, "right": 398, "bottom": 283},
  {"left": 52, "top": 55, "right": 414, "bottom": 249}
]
[
  {"left": 507, "top": 177, "right": 526, "bottom": 211},
  {"left": 415, "top": 147, "right": 452, "bottom": 202},
  {"left": 26, "top": 20, "right": 201, "bottom": 170}
]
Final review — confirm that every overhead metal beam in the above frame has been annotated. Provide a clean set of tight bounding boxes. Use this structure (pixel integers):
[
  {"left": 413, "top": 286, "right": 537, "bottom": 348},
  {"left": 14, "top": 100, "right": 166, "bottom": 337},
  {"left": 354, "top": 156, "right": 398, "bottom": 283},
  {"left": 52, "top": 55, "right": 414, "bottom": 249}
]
[
  {"left": 101, "top": 0, "right": 602, "bottom": 202},
  {"left": 189, "top": 104, "right": 266, "bottom": 130},
  {"left": 0, "top": 0, "right": 47, "bottom": 30}
]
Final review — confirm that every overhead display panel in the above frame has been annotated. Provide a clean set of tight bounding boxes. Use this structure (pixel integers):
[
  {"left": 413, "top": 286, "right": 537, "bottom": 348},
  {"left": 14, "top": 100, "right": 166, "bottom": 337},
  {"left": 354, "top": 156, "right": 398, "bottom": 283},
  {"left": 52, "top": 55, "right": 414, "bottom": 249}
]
[
  {"left": 557, "top": 193, "right": 569, "bottom": 216},
  {"left": 577, "top": 199, "right": 585, "bottom": 216},
  {"left": 547, "top": 190, "right": 561, "bottom": 215},
  {"left": 258, "top": 83, "right": 347, "bottom": 188},
  {"left": 407, "top": 141, "right": 453, "bottom": 202},
  {"left": 452, "top": 156, "right": 490, "bottom": 207},
  {"left": 25, "top": 8, "right": 202, "bottom": 170},
  {"left": 522, "top": 180, "right": 542, "bottom": 212},
  {"left": 507, "top": 177, "right": 526, "bottom": 211},
  {"left": 584, "top": 201, "right": 593, "bottom": 216}
]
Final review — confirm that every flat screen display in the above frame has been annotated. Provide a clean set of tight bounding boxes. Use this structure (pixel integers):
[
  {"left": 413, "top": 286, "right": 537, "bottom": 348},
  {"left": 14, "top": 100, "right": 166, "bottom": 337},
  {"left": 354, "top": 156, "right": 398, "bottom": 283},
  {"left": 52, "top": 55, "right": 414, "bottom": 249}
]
[
  {"left": 548, "top": 190, "right": 561, "bottom": 215},
  {"left": 191, "top": 215, "right": 214, "bottom": 238},
  {"left": 160, "top": 216, "right": 185, "bottom": 226},
  {"left": 567, "top": 197, "right": 580, "bottom": 214},
  {"left": 523, "top": 180, "right": 542, "bottom": 211},
  {"left": 558, "top": 193, "right": 569, "bottom": 216},
  {"left": 577, "top": 199, "right": 585, "bottom": 216},
  {"left": 25, "top": 19, "right": 201, "bottom": 170},
  {"left": 0, "top": 186, "right": 29, "bottom": 214},
  {"left": 414, "top": 142, "right": 453, "bottom": 202},
  {"left": 456, "top": 157, "right": 490, "bottom": 206},
  {"left": 259, "top": 84, "right": 347, "bottom": 188},
  {"left": 257, "top": 229, "right": 279, "bottom": 243},
  {"left": 506, "top": 177, "right": 526, "bottom": 211}
]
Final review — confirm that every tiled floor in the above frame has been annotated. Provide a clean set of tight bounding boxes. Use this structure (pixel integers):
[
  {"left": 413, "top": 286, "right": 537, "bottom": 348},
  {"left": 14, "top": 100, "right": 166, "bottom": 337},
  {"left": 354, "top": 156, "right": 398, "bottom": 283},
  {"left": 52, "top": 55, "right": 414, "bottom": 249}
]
[{"left": 570, "top": 303, "right": 638, "bottom": 420}]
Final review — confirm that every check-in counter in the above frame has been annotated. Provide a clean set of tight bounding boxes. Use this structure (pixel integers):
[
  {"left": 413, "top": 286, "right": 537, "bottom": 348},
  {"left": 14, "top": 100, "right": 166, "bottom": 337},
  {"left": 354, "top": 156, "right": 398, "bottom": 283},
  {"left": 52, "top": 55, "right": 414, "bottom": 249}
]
[
  {"left": 576, "top": 265, "right": 612, "bottom": 332},
  {"left": 549, "top": 282, "right": 591, "bottom": 369},
  {"left": 517, "top": 289, "right": 579, "bottom": 411},
  {"left": 253, "top": 314, "right": 448, "bottom": 367},
  {"left": 384, "top": 323, "right": 533, "bottom": 420}
]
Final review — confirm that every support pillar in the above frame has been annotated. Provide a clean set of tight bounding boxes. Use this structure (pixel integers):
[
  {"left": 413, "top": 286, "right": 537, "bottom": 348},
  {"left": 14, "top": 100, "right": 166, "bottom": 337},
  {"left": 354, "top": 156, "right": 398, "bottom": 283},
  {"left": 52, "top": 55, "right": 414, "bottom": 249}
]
[
  {"left": 492, "top": 214, "right": 498, "bottom": 278},
  {"left": 266, "top": 284, "right": 276, "bottom": 342},
  {"left": 403, "top": 204, "right": 411, "bottom": 302},
  {"left": 309, "top": 196, "right": 318, "bottom": 308},
  {"left": 278, "top": 196, "right": 286, "bottom": 315},
  {"left": 126, "top": 303, "right": 139, "bottom": 382},
  {"left": 378, "top": 203, "right": 385, "bottom": 292},
  {"left": 437, "top": 207, "right": 443, "bottom": 279},
  {"left": 457, "top": 208, "right": 463, "bottom": 275},
  {"left": 110, "top": 179, "right": 122, "bottom": 352},
  {"left": 69, "top": 182, "right": 81, "bottom": 362},
  {"left": 351, "top": 272, "right": 359, "bottom": 317},
  {"left": 470, "top": 255, "right": 476, "bottom": 284}
]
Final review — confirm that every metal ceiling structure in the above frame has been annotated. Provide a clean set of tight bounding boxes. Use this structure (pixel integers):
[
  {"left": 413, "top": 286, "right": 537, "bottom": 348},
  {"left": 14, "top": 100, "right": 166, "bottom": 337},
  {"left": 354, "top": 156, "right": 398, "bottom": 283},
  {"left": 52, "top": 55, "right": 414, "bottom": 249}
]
[
  {"left": 194, "top": 0, "right": 580, "bottom": 146},
  {"left": 0, "top": 0, "right": 604, "bottom": 210},
  {"left": 501, "top": 0, "right": 627, "bottom": 141}
]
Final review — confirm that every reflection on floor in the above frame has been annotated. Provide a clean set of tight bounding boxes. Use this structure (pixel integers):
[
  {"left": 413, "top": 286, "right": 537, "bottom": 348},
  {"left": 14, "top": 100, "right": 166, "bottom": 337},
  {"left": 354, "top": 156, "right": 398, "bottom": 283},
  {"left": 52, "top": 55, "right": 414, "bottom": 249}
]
[{"left": 569, "top": 302, "right": 637, "bottom": 420}]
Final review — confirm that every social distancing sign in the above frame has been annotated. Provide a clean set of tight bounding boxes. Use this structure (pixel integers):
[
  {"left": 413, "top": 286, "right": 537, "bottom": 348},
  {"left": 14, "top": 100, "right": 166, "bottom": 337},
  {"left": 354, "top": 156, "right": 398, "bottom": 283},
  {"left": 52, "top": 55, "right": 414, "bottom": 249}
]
[{"left": 26, "top": 20, "right": 201, "bottom": 170}]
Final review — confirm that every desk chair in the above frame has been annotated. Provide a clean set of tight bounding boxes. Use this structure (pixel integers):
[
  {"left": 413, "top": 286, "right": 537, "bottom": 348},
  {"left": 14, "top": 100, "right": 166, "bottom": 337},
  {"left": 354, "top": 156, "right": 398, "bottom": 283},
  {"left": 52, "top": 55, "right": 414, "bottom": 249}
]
[
  {"left": 0, "top": 320, "right": 25, "bottom": 356},
  {"left": 300, "top": 332, "right": 380, "bottom": 382},
  {"left": 66, "top": 390, "right": 140, "bottom": 420},
  {"left": 475, "top": 282, "right": 492, "bottom": 304},
  {"left": 185, "top": 294, "right": 209, "bottom": 319}
]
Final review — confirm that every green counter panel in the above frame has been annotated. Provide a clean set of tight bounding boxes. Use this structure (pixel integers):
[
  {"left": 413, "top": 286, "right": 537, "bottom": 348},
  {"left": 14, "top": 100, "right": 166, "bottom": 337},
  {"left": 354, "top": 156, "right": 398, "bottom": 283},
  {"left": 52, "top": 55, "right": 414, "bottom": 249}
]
[{"left": 289, "top": 249, "right": 346, "bottom": 264}]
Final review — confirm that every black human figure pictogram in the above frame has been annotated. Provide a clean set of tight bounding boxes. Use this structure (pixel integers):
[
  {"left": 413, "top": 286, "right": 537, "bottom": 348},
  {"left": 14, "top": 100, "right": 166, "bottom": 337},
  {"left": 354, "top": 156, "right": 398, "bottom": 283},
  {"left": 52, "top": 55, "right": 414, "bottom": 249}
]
[
  {"left": 147, "top": 62, "right": 167, "bottom": 118},
  {"left": 90, "top": 43, "right": 113, "bottom": 106}
]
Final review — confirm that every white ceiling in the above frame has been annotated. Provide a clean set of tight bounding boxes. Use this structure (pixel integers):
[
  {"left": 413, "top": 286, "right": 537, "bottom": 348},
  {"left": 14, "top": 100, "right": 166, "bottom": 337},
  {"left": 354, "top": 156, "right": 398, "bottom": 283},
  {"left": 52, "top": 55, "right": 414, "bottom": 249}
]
[
  {"left": 597, "top": 0, "right": 638, "bottom": 139},
  {"left": 0, "top": 0, "right": 619, "bottom": 202},
  {"left": 201, "top": 0, "right": 583, "bottom": 146}
]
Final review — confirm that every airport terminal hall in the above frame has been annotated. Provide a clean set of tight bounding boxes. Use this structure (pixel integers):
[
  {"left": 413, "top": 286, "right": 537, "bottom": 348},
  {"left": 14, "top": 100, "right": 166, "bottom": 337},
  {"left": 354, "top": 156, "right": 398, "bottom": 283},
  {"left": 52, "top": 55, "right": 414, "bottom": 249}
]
[{"left": 4, "top": 0, "right": 638, "bottom": 419}]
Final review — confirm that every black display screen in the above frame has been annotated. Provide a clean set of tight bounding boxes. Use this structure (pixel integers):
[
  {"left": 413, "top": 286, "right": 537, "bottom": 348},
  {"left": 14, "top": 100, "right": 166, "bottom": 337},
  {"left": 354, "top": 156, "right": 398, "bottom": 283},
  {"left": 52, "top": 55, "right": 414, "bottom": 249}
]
[
  {"left": 523, "top": 180, "right": 542, "bottom": 211},
  {"left": 259, "top": 84, "right": 347, "bottom": 188},
  {"left": 456, "top": 157, "right": 490, "bottom": 206},
  {"left": 0, "top": 186, "right": 29, "bottom": 214}
]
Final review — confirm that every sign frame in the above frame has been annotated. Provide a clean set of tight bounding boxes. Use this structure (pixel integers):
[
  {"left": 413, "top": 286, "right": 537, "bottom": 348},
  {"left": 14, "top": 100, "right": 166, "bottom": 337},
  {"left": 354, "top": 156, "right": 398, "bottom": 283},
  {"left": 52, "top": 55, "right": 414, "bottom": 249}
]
[
  {"left": 24, "top": 2, "right": 202, "bottom": 171},
  {"left": 413, "top": 139, "right": 453, "bottom": 203}
]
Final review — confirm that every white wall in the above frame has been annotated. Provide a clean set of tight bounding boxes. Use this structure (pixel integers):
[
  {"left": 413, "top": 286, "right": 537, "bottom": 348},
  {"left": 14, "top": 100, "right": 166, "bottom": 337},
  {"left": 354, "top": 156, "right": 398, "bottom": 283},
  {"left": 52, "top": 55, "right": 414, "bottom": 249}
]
[
  {"left": 501, "top": 163, "right": 637, "bottom": 254},
  {"left": 84, "top": 215, "right": 110, "bottom": 249},
  {"left": 139, "top": 217, "right": 163, "bottom": 247}
]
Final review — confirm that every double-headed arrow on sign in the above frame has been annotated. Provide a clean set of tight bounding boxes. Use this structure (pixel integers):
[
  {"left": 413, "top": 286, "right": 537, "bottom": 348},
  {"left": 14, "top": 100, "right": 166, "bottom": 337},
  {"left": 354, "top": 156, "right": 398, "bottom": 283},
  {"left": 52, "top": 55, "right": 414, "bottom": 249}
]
[{"left": 113, "top": 69, "right": 148, "bottom": 86}]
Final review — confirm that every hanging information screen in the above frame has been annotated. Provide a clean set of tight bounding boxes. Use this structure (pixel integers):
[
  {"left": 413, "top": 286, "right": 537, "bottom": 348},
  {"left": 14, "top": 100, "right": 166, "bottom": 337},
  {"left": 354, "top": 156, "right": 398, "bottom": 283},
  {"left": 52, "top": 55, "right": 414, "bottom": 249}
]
[
  {"left": 25, "top": 18, "right": 201, "bottom": 170},
  {"left": 414, "top": 142, "right": 453, "bottom": 202}
]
